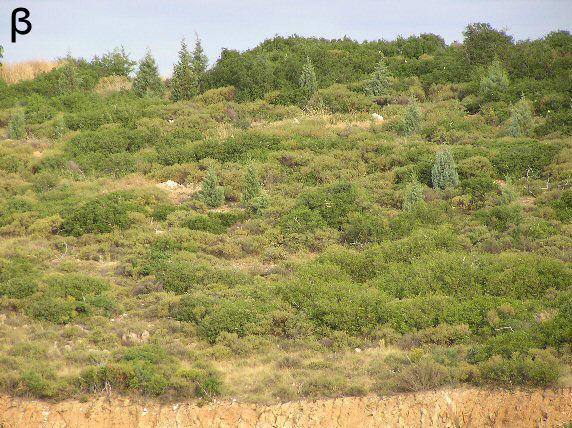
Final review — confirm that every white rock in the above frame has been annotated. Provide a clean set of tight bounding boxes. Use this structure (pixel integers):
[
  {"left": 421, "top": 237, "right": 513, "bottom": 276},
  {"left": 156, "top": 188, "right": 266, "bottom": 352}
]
[{"left": 371, "top": 113, "right": 384, "bottom": 122}]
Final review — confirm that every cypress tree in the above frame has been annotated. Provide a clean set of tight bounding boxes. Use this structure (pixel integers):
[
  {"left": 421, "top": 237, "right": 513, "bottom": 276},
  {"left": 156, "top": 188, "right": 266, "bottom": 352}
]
[
  {"left": 199, "top": 168, "right": 225, "bottom": 208},
  {"left": 8, "top": 108, "right": 26, "bottom": 139},
  {"left": 507, "top": 95, "right": 534, "bottom": 137},
  {"left": 299, "top": 57, "right": 318, "bottom": 101},
  {"left": 241, "top": 165, "right": 269, "bottom": 213},
  {"left": 366, "top": 58, "right": 391, "bottom": 97},
  {"left": 431, "top": 146, "right": 459, "bottom": 189},
  {"left": 58, "top": 55, "right": 82, "bottom": 94},
  {"left": 192, "top": 36, "right": 208, "bottom": 92},
  {"left": 241, "top": 165, "right": 261, "bottom": 207},
  {"left": 479, "top": 58, "right": 510, "bottom": 102},
  {"left": 402, "top": 100, "right": 421, "bottom": 135},
  {"left": 171, "top": 39, "right": 197, "bottom": 101},
  {"left": 133, "top": 50, "right": 165, "bottom": 98},
  {"left": 402, "top": 175, "right": 425, "bottom": 211}
]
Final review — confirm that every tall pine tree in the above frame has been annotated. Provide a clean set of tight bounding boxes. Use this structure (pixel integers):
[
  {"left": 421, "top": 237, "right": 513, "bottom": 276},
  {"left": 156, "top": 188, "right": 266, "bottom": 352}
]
[
  {"left": 133, "top": 50, "right": 165, "bottom": 98},
  {"left": 171, "top": 39, "right": 197, "bottom": 101}
]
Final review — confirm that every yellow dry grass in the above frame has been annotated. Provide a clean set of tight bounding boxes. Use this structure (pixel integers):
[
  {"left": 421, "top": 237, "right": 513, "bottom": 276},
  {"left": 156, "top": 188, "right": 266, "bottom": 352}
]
[{"left": 0, "top": 60, "right": 61, "bottom": 84}]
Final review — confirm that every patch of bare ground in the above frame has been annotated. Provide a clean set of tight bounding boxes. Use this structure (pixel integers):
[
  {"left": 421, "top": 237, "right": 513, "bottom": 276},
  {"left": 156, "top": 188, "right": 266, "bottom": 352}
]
[{"left": 1, "top": 388, "right": 571, "bottom": 427}]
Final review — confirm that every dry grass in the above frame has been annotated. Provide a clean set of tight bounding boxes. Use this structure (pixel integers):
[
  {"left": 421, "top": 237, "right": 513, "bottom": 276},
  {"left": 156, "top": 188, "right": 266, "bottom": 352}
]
[
  {"left": 94, "top": 75, "right": 132, "bottom": 96},
  {"left": 0, "top": 60, "right": 61, "bottom": 84}
]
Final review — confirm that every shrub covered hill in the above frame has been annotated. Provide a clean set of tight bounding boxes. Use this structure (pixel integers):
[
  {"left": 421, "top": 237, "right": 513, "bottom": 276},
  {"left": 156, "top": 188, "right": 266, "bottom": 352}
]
[{"left": 0, "top": 23, "right": 571, "bottom": 402}]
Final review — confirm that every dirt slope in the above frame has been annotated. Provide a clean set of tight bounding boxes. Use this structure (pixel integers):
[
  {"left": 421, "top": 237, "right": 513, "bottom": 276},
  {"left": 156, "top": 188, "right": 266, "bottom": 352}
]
[{"left": 1, "top": 388, "right": 571, "bottom": 427}]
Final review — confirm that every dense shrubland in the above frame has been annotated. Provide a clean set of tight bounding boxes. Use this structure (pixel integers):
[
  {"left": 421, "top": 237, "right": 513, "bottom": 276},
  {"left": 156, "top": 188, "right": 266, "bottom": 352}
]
[{"left": 0, "top": 24, "right": 570, "bottom": 402}]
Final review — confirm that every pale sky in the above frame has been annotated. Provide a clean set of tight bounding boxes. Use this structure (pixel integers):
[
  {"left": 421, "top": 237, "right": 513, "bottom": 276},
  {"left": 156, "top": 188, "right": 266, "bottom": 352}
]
[{"left": 1, "top": 0, "right": 571, "bottom": 75}]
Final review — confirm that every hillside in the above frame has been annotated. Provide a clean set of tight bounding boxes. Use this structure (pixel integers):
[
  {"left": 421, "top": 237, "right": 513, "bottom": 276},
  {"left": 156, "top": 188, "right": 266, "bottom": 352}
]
[{"left": 0, "top": 23, "right": 571, "bottom": 409}]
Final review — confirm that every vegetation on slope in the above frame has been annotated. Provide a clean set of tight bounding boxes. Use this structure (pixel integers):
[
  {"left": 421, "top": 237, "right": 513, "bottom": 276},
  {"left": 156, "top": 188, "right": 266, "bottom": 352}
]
[{"left": 0, "top": 24, "right": 570, "bottom": 402}]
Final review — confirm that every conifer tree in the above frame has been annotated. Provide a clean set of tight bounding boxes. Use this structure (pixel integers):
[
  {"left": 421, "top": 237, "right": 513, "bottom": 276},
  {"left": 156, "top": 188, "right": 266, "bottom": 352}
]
[
  {"left": 241, "top": 165, "right": 261, "bottom": 207},
  {"left": 241, "top": 165, "right": 269, "bottom": 213},
  {"left": 366, "top": 57, "right": 391, "bottom": 97},
  {"left": 299, "top": 57, "right": 318, "bottom": 101},
  {"left": 171, "top": 39, "right": 197, "bottom": 101},
  {"left": 507, "top": 95, "right": 534, "bottom": 137},
  {"left": 431, "top": 146, "right": 459, "bottom": 189},
  {"left": 8, "top": 109, "right": 25, "bottom": 139},
  {"left": 133, "top": 50, "right": 165, "bottom": 98},
  {"left": 402, "top": 100, "right": 421, "bottom": 135},
  {"left": 402, "top": 175, "right": 425, "bottom": 211},
  {"left": 192, "top": 36, "right": 208, "bottom": 75},
  {"left": 192, "top": 36, "right": 208, "bottom": 92},
  {"left": 199, "top": 168, "right": 225, "bottom": 208},
  {"left": 58, "top": 54, "right": 82, "bottom": 94},
  {"left": 479, "top": 58, "right": 510, "bottom": 102}
]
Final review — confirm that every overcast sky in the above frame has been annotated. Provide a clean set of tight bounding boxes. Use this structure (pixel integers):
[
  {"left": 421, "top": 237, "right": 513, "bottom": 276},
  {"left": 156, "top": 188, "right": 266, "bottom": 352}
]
[{"left": 1, "top": 0, "right": 571, "bottom": 75}]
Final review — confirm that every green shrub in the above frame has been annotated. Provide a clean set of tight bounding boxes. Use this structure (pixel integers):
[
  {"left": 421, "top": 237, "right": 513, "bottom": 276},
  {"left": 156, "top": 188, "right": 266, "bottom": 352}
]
[
  {"left": 151, "top": 256, "right": 249, "bottom": 294},
  {"left": 43, "top": 273, "right": 110, "bottom": 300},
  {"left": 26, "top": 273, "right": 111, "bottom": 323},
  {"left": 551, "top": 189, "right": 572, "bottom": 222},
  {"left": 478, "top": 350, "right": 560, "bottom": 387},
  {"left": 20, "top": 369, "right": 60, "bottom": 398},
  {"left": 61, "top": 191, "right": 141, "bottom": 236},
  {"left": 298, "top": 182, "right": 359, "bottom": 229},
  {"left": 183, "top": 210, "right": 245, "bottom": 234},
  {"left": 0, "top": 277, "right": 38, "bottom": 298},
  {"left": 490, "top": 139, "right": 560, "bottom": 177},
  {"left": 176, "top": 295, "right": 270, "bottom": 343},
  {"left": 476, "top": 204, "right": 522, "bottom": 232},
  {"left": 539, "top": 293, "right": 572, "bottom": 348},
  {"left": 317, "top": 84, "right": 374, "bottom": 113},
  {"left": 457, "top": 156, "right": 494, "bottom": 179},
  {"left": 393, "top": 359, "right": 451, "bottom": 392},
  {"left": 279, "top": 206, "right": 327, "bottom": 235},
  {"left": 27, "top": 296, "right": 79, "bottom": 324},
  {"left": 341, "top": 212, "right": 386, "bottom": 244},
  {"left": 280, "top": 263, "right": 387, "bottom": 334},
  {"left": 462, "top": 176, "right": 498, "bottom": 208},
  {"left": 81, "top": 361, "right": 169, "bottom": 396},
  {"left": 176, "top": 365, "right": 223, "bottom": 398}
]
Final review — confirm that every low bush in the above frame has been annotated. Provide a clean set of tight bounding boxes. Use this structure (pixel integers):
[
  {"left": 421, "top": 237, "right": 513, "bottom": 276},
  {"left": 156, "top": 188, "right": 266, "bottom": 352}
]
[
  {"left": 478, "top": 350, "right": 560, "bottom": 387},
  {"left": 60, "top": 191, "right": 144, "bottom": 236},
  {"left": 393, "top": 359, "right": 451, "bottom": 392}
]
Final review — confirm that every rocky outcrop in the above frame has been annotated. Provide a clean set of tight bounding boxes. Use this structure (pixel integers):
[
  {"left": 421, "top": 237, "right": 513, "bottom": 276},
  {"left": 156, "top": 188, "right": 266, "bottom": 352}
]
[{"left": 1, "top": 388, "right": 571, "bottom": 427}]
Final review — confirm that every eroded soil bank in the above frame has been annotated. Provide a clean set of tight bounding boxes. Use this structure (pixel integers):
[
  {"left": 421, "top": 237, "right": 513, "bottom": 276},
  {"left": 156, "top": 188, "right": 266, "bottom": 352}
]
[{"left": 1, "top": 388, "right": 571, "bottom": 427}]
